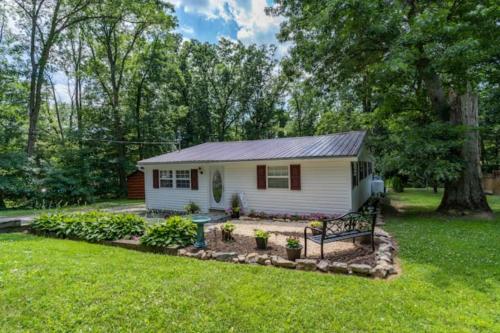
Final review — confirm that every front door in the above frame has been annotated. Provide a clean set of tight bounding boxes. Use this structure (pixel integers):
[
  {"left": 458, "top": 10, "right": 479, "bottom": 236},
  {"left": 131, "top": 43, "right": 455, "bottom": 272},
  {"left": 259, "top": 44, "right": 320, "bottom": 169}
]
[{"left": 210, "top": 167, "right": 225, "bottom": 209}]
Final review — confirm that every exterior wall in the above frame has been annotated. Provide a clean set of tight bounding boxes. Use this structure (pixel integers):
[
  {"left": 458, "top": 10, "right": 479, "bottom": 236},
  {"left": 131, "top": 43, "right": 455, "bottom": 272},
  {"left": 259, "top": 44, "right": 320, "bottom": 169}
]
[
  {"left": 142, "top": 158, "right": 356, "bottom": 215},
  {"left": 351, "top": 146, "right": 373, "bottom": 211},
  {"left": 142, "top": 164, "right": 210, "bottom": 212},
  {"left": 223, "top": 159, "right": 352, "bottom": 215}
]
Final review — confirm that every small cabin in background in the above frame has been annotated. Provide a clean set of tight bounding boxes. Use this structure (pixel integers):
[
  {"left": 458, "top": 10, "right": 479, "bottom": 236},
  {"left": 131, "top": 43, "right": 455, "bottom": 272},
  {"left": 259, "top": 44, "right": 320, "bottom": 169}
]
[
  {"left": 127, "top": 170, "right": 145, "bottom": 199},
  {"left": 483, "top": 170, "right": 500, "bottom": 195}
]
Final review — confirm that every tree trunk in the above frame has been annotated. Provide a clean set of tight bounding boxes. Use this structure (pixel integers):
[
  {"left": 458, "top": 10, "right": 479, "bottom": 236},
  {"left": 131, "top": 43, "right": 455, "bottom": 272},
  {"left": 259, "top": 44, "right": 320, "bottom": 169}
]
[{"left": 438, "top": 88, "right": 492, "bottom": 214}]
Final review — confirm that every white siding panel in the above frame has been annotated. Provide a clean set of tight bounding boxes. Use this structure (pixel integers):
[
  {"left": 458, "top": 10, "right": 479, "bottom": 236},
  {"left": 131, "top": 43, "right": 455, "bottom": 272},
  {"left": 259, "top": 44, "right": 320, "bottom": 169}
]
[
  {"left": 351, "top": 147, "right": 373, "bottom": 210},
  {"left": 143, "top": 164, "right": 210, "bottom": 212},
  {"left": 143, "top": 159, "right": 354, "bottom": 215},
  {"left": 223, "top": 159, "right": 352, "bottom": 215}
]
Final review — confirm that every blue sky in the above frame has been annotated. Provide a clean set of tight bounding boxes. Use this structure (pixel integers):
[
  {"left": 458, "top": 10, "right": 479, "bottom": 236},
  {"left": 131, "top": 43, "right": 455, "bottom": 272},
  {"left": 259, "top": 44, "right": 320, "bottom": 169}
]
[{"left": 170, "top": 0, "right": 286, "bottom": 54}]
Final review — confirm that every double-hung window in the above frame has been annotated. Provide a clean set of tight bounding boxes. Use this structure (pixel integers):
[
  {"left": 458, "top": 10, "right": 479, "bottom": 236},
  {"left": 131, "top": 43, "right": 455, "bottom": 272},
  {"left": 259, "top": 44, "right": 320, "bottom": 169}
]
[
  {"left": 267, "top": 166, "right": 289, "bottom": 189},
  {"left": 176, "top": 170, "right": 190, "bottom": 188},
  {"left": 159, "top": 170, "right": 173, "bottom": 188}
]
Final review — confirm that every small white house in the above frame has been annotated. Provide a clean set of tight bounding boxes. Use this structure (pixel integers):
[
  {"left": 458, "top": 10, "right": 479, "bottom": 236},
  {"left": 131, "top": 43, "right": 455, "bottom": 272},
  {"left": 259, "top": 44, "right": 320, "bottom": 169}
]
[{"left": 137, "top": 131, "right": 373, "bottom": 215}]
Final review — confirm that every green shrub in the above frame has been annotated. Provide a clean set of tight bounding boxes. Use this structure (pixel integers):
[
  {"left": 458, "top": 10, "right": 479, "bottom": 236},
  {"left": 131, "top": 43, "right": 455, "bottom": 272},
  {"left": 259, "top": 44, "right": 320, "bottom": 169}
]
[
  {"left": 286, "top": 236, "right": 301, "bottom": 249},
  {"left": 309, "top": 220, "right": 322, "bottom": 228},
  {"left": 141, "top": 215, "right": 196, "bottom": 248},
  {"left": 184, "top": 201, "right": 200, "bottom": 214},
  {"left": 31, "top": 211, "right": 147, "bottom": 242},
  {"left": 254, "top": 229, "right": 270, "bottom": 239},
  {"left": 221, "top": 222, "right": 236, "bottom": 232},
  {"left": 392, "top": 176, "right": 404, "bottom": 193},
  {"left": 230, "top": 194, "right": 240, "bottom": 209}
]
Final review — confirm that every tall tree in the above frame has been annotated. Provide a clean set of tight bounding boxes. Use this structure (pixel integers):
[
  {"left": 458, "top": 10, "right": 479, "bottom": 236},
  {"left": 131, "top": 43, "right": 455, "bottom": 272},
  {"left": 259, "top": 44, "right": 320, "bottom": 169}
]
[
  {"left": 84, "top": 0, "right": 175, "bottom": 194},
  {"left": 272, "top": 0, "right": 498, "bottom": 214},
  {"left": 10, "top": 0, "right": 98, "bottom": 156}
]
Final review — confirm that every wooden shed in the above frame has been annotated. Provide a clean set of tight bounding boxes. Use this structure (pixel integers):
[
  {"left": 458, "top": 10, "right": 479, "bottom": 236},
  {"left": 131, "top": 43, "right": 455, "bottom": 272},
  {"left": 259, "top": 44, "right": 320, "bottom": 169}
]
[{"left": 127, "top": 170, "right": 145, "bottom": 199}]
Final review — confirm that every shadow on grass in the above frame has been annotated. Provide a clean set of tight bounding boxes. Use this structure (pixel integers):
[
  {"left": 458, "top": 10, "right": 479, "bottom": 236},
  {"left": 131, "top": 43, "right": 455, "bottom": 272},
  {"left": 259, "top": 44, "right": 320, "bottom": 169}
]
[
  {"left": 384, "top": 194, "right": 500, "bottom": 294},
  {"left": 0, "top": 232, "right": 44, "bottom": 242}
]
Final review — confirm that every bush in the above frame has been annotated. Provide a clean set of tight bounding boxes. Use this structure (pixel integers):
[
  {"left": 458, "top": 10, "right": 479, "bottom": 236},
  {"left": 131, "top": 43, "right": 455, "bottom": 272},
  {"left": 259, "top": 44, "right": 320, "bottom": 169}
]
[
  {"left": 31, "top": 211, "right": 146, "bottom": 242},
  {"left": 286, "top": 236, "right": 301, "bottom": 249},
  {"left": 184, "top": 201, "right": 200, "bottom": 214},
  {"left": 392, "top": 176, "right": 404, "bottom": 193},
  {"left": 254, "top": 229, "right": 270, "bottom": 239},
  {"left": 309, "top": 220, "right": 322, "bottom": 228},
  {"left": 230, "top": 194, "right": 240, "bottom": 209},
  {"left": 141, "top": 216, "right": 196, "bottom": 248},
  {"left": 221, "top": 222, "right": 236, "bottom": 233}
]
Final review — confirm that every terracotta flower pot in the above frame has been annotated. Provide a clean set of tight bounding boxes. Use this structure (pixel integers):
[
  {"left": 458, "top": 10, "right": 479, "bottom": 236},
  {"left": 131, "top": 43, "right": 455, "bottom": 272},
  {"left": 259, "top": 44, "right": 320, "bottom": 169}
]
[
  {"left": 286, "top": 246, "right": 302, "bottom": 261},
  {"left": 255, "top": 237, "right": 268, "bottom": 250}
]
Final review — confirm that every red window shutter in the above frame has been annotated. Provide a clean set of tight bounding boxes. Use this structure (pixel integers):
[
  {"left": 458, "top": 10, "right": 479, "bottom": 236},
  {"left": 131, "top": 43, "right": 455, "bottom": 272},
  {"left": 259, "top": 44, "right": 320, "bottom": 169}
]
[
  {"left": 257, "top": 165, "right": 266, "bottom": 189},
  {"left": 191, "top": 169, "right": 199, "bottom": 190},
  {"left": 290, "top": 164, "right": 301, "bottom": 190},
  {"left": 153, "top": 169, "right": 159, "bottom": 189}
]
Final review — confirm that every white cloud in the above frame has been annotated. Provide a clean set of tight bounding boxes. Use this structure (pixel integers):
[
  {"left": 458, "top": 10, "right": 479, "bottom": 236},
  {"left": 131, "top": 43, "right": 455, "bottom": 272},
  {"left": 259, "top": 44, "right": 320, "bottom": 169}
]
[{"left": 171, "top": 0, "right": 289, "bottom": 56}]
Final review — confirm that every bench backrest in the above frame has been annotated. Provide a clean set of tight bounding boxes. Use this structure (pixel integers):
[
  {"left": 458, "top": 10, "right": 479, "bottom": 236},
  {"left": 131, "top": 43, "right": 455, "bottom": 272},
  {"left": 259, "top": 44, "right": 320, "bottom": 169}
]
[{"left": 323, "top": 212, "right": 376, "bottom": 235}]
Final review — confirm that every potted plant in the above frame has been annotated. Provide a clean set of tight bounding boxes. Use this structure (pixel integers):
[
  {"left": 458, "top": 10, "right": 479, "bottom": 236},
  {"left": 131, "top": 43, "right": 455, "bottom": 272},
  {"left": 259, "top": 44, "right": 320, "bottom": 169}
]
[
  {"left": 309, "top": 220, "right": 323, "bottom": 236},
  {"left": 285, "top": 236, "right": 302, "bottom": 261},
  {"left": 221, "top": 222, "right": 236, "bottom": 241},
  {"left": 254, "top": 229, "right": 270, "bottom": 250},
  {"left": 184, "top": 201, "right": 200, "bottom": 214},
  {"left": 229, "top": 194, "right": 241, "bottom": 219}
]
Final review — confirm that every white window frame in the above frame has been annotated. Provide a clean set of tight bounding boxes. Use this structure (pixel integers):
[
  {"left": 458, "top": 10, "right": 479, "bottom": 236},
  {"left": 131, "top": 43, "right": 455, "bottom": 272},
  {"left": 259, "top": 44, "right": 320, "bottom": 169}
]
[
  {"left": 159, "top": 170, "right": 173, "bottom": 188},
  {"left": 175, "top": 170, "right": 191, "bottom": 189},
  {"left": 267, "top": 166, "right": 289, "bottom": 189}
]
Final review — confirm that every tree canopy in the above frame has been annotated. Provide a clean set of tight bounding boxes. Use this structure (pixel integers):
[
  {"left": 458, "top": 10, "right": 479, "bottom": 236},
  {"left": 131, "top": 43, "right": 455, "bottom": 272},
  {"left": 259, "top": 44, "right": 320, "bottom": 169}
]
[{"left": 0, "top": 0, "right": 498, "bottom": 213}]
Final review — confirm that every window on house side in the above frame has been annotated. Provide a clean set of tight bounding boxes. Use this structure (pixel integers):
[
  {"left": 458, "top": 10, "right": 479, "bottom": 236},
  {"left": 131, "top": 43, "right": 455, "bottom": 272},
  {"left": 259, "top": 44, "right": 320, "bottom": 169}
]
[
  {"left": 176, "top": 170, "right": 191, "bottom": 188},
  {"left": 268, "top": 166, "right": 289, "bottom": 189},
  {"left": 160, "top": 170, "right": 173, "bottom": 188}
]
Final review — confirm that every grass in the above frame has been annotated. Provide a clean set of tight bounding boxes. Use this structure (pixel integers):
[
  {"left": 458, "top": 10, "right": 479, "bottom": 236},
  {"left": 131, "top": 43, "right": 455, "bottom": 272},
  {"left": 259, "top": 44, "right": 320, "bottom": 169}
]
[
  {"left": 0, "top": 190, "right": 499, "bottom": 332},
  {"left": 0, "top": 199, "right": 144, "bottom": 218}
]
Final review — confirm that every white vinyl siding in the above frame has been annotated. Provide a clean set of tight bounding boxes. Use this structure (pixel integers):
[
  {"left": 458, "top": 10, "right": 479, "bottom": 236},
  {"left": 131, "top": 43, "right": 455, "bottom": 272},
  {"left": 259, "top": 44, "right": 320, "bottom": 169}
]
[
  {"left": 143, "top": 158, "right": 360, "bottom": 215},
  {"left": 224, "top": 159, "right": 352, "bottom": 215},
  {"left": 351, "top": 147, "right": 373, "bottom": 211},
  {"left": 143, "top": 164, "right": 209, "bottom": 212}
]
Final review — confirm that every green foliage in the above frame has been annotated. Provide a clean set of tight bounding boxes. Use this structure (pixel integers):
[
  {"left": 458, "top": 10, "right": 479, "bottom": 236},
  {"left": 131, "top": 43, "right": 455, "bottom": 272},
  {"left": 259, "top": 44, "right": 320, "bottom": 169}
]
[
  {"left": 141, "top": 215, "right": 196, "bottom": 247},
  {"left": 391, "top": 176, "right": 404, "bottom": 193},
  {"left": 230, "top": 194, "right": 240, "bottom": 209},
  {"left": 184, "top": 201, "right": 200, "bottom": 214},
  {"left": 285, "top": 236, "right": 301, "bottom": 249},
  {"left": 254, "top": 229, "right": 270, "bottom": 239},
  {"left": 31, "top": 211, "right": 146, "bottom": 242},
  {"left": 309, "top": 220, "right": 322, "bottom": 228},
  {"left": 221, "top": 222, "right": 236, "bottom": 233}
]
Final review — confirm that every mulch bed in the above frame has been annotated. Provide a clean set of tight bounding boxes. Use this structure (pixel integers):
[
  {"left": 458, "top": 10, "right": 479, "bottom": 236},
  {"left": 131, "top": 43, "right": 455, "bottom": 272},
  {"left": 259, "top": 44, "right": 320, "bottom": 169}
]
[{"left": 186, "top": 229, "right": 376, "bottom": 265}]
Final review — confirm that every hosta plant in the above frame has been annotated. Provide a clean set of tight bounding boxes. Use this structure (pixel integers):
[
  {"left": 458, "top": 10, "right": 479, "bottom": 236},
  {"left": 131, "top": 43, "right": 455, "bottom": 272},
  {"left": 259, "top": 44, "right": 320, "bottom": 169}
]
[{"left": 141, "top": 215, "right": 196, "bottom": 248}]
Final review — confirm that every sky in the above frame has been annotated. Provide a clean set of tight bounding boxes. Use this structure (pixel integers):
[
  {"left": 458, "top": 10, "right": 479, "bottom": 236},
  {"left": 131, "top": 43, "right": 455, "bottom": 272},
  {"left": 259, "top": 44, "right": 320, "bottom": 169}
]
[{"left": 171, "top": 0, "right": 284, "bottom": 51}]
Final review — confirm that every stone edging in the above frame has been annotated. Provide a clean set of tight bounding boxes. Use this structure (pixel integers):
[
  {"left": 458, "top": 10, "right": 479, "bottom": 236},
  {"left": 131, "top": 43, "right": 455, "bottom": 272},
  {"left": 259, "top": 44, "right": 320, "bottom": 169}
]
[{"left": 177, "top": 211, "right": 398, "bottom": 279}]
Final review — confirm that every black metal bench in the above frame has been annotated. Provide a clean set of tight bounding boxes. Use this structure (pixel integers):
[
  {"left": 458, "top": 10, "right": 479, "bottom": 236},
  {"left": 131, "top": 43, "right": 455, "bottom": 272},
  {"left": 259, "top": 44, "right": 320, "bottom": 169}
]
[{"left": 304, "top": 211, "right": 376, "bottom": 259}]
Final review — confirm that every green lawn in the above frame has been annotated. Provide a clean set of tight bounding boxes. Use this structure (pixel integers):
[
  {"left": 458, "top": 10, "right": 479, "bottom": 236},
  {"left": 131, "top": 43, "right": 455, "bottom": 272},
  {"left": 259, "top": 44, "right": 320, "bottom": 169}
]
[
  {"left": 0, "top": 190, "right": 499, "bottom": 332},
  {"left": 0, "top": 199, "right": 144, "bottom": 218}
]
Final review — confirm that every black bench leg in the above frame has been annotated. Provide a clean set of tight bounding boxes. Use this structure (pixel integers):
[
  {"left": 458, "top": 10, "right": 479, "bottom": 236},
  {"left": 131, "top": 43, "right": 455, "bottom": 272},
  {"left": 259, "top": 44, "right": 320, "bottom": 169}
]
[
  {"left": 371, "top": 233, "right": 375, "bottom": 252},
  {"left": 320, "top": 241, "right": 324, "bottom": 259},
  {"left": 304, "top": 229, "right": 307, "bottom": 258}
]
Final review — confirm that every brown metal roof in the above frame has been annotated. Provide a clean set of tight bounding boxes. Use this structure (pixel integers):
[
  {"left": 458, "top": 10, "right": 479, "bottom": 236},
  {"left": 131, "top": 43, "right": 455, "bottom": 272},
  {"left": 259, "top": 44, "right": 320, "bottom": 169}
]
[{"left": 138, "top": 131, "right": 366, "bottom": 165}]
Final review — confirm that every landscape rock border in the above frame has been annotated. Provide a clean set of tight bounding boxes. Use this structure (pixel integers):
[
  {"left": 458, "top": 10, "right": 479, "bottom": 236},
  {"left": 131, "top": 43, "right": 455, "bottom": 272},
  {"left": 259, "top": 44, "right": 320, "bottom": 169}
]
[{"left": 175, "top": 210, "right": 398, "bottom": 279}]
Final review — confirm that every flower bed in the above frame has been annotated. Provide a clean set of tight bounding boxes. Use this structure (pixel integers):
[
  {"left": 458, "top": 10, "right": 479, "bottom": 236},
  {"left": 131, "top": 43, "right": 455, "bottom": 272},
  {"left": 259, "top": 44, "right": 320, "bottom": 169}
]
[{"left": 177, "top": 227, "right": 397, "bottom": 278}]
